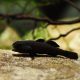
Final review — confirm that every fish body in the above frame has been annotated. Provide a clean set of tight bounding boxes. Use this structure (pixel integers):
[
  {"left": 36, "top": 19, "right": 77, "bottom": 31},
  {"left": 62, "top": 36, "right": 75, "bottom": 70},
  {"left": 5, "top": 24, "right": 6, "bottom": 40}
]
[{"left": 12, "top": 39, "right": 78, "bottom": 59}]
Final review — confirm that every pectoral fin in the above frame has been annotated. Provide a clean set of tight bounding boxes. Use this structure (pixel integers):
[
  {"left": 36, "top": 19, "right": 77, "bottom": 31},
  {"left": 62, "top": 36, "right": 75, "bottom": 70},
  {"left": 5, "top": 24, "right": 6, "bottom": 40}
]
[{"left": 22, "top": 46, "right": 32, "bottom": 52}]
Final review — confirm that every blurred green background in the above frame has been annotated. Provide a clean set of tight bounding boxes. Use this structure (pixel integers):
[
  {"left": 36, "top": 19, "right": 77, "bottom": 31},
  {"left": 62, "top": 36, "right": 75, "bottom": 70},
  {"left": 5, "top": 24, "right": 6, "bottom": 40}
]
[{"left": 0, "top": 0, "right": 80, "bottom": 54}]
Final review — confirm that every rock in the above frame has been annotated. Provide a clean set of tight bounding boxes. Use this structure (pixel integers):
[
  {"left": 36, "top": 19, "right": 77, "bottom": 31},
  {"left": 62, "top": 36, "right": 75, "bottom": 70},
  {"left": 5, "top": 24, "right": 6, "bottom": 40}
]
[{"left": 0, "top": 49, "right": 80, "bottom": 80}]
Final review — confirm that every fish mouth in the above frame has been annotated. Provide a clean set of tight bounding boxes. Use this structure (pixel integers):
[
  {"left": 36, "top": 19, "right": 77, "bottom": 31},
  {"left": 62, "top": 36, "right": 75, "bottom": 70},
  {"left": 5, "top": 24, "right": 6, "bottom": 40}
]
[
  {"left": 12, "top": 48, "right": 19, "bottom": 52},
  {"left": 12, "top": 48, "right": 15, "bottom": 51}
]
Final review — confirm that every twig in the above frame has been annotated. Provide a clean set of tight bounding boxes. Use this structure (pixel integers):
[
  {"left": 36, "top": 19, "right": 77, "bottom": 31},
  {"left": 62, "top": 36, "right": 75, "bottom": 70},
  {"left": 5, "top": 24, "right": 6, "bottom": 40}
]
[
  {"left": 65, "top": 0, "right": 80, "bottom": 12},
  {"left": 0, "top": 14, "right": 80, "bottom": 25},
  {"left": 49, "top": 27, "right": 80, "bottom": 40}
]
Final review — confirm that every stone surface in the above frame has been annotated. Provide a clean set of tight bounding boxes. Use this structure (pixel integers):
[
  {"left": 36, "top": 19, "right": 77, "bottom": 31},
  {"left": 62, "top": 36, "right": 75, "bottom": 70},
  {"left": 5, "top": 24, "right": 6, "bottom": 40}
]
[{"left": 0, "top": 49, "right": 80, "bottom": 80}]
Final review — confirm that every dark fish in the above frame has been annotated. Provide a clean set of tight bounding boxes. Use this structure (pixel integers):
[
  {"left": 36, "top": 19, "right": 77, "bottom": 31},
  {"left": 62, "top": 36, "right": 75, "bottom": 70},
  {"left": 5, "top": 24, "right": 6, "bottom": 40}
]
[{"left": 12, "top": 39, "right": 78, "bottom": 60}]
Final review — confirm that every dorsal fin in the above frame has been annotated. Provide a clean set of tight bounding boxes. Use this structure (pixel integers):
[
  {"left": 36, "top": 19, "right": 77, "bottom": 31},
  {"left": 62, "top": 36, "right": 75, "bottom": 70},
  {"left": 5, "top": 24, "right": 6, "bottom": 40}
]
[
  {"left": 36, "top": 39, "right": 45, "bottom": 42},
  {"left": 46, "top": 40, "right": 59, "bottom": 47}
]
